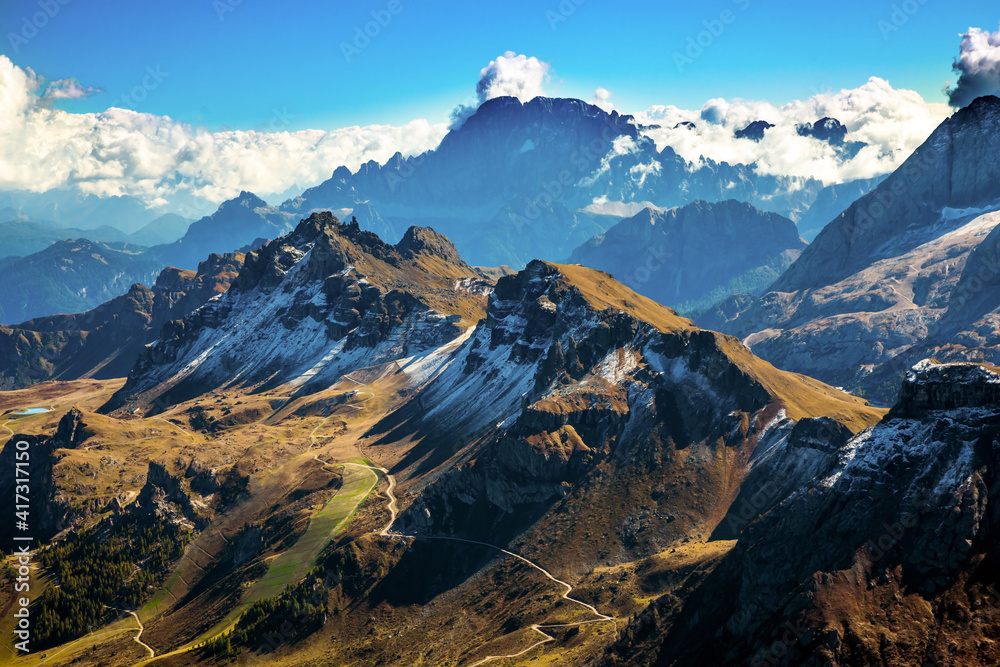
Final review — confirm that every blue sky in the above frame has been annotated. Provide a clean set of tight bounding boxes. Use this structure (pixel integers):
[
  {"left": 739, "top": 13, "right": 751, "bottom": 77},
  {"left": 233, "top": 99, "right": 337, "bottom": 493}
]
[{"left": 3, "top": 0, "right": 997, "bottom": 131}]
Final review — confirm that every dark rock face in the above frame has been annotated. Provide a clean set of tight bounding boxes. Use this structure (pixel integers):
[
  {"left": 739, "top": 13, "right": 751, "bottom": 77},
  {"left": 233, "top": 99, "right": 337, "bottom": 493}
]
[
  {"left": 890, "top": 360, "right": 1000, "bottom": 418},
  {"left": 568, "top": 201, "right": 805, "bottom": 312},
  {"left": 0, "top": 409, "right": 91, "bottom": 549},
  {"left": 134, "top": 461, "right": 208, "bottom": 528},
  {"left": 734, "top": 120, "right": 775, "bottom": 142},
  {"left": 796, "top": 117, "right": 868, "bottom": 161},
  {"left": 609, "top": 359, "right": 1000, "bottom": 667},
  {"left": 797, "top": 117, "right": 849, "bottom": 145}
]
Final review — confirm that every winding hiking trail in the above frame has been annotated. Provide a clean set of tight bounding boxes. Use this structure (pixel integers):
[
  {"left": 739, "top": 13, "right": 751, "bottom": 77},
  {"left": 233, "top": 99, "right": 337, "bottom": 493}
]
[
  {"left": 1, "top": 419, "right": 13, "bottom": 444},
  {"left": 310, "top": 374, "right": 615, "bottom": 665},
  {"left": 370, "top": 471, "right": 614, "bottom": 665},
  {"left": 127, "top": 610, "right": 155, "bottom": 659},
  {"left": 103, "top": 606, "right": 155, "bottom": 659}
]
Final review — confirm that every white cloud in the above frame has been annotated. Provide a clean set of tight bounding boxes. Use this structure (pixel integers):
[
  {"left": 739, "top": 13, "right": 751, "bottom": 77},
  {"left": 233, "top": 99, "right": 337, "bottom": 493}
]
[
  {"left": 42, "top": 78, "right": 101, "bottom": 102},
  {"left": 592, "top": 87, "right": 614, "bottom": 112},
  {"left": 947, "top": 25, "right": 1000, "bottom": 108},
  {"left": 635, "top": 77, "right": 951, "bottom": 185},
  {"left": 475, "top": 52, "right": 550, "bottom": 104},
  {"left": 0, "top": 56, "right": 448, "bottom": 210}
]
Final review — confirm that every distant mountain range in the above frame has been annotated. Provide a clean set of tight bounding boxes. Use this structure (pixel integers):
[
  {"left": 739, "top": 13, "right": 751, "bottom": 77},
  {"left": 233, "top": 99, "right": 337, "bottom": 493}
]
[
  {"left": 144, "top": 97, "right": 877, "bottom": 272},
  {"left": 0, "top": 253, "right": 243, "bottom": 389},
  {"left": 0, "top": 239, "right": 162, "bottom": 323},
  {"left": 0, "top": 191, "right": 172, "bottom": 234},
  {"left": 568, "top": 200, "right": 805, "bottom": 312},
  {"left": 0, "top": 214, "right": 192, "bottom": 260}
]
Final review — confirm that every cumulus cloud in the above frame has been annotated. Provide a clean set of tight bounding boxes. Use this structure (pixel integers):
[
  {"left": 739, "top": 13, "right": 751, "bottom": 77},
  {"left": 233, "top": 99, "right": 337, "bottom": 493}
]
[
  {"left": 635, "top": 77, "right": 951, "bottom": 185},
  {"left": 591, "top": 87, "right": 614, "bottom": 112},
  {"left": 0, "top": 56, "right": 448, "bottom": 210},
  {"left": 947, "top": 25, "right": 1000, "bottom": 108},
  {"left": 476, "top": 51, "right": 550, "bottom": 104}
]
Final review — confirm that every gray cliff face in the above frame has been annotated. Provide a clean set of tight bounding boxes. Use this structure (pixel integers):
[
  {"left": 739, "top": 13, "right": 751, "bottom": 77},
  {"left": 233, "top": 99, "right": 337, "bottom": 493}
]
[
  {"left": 774, "top": 96, "right": 1000, "bottom": 293},
  {"left": 568, "top": 200, "right": 805, "bottom": 312}
]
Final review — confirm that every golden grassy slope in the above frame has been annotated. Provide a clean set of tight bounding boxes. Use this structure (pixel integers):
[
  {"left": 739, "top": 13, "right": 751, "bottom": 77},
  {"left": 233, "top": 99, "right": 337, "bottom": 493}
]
[{"left": 545, "top": 261, "right": 696, "bottom": 333}]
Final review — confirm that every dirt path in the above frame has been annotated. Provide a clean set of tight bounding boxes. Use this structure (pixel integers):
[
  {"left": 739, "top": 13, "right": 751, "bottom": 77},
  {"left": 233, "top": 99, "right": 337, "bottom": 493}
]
[
  {"left": 373, "top": 471, "right": 614, "bottom": 666},
  {"left": 103, "top": 606, "right": 155, "bottom": 659},
  {"left": 127, "top": 610, "right": 155, "bottom": 658},
  {"left": 152, "top": 417, "right": 194, "bottom": 440}
]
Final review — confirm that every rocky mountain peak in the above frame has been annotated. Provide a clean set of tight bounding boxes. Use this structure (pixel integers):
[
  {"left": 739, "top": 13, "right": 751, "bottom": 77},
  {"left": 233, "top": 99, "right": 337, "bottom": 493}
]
[
  {"left": 394, "top": 225, "right": 466, "bottom": 266},
  {"left": 229, "top": 190, "right": 268, "bottom": 208},
  {"left": 734, "top": 120, "right": 774, "bottom": 142},
  {"left": 797, "top": 116, "right": 848, "bottom": 145},
  {"left": 105, "top": 221, "right": 491, "bottom": 412},
  {"left": 54, "top": 407, "right": 90, "bottom": 447},
  {"left": 890, "top": 359, "right": 1000, "bottom": 417}
]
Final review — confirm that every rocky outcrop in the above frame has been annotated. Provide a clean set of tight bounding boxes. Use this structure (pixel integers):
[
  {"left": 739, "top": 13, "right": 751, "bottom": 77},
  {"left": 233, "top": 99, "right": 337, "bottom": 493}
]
[
  {"left": 613, "top": 359, "right": 1000, "bottom": 666},
  {"left": 734, "top": 120, "right": 774, "bottom": 142},
  {"left": 0, "top": 409, "right": 91, "bottom": 549},
  {"left": 890, "top": 359, "right": 1000, "bottom": 417},
  {"left": 133, "top": 461, "right": 208, "bottom": 529}
]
